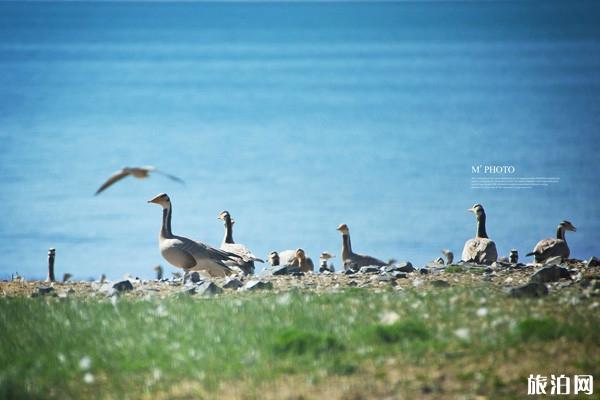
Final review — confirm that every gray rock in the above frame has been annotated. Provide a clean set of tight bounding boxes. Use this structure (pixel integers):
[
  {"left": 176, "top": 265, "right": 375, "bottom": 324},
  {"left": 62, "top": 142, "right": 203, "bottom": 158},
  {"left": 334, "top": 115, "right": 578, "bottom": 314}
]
[
  {"left": 178, "top": 286, "right": 197, "bottom": 296},
  {"left": 222, "top": 277, "right": 243, "bottom": 290},
  {"left": 391, "top": 271, "right": 408, "bottom": 279},
  {"left": 587, "top": 256, "right": 600, "bottom": 268},
  {"left": 530, "top": 266, "right": 571, "bottom": 283},
  {"left": 509, "top": 282, "right": 548, "bottom": 298},
  {"left": 32, "top": 286, "right": 56, "bottom": 297},
  {"left": 244, "top": 280, "right": 274, "bottom": 291},
  {"left": 196, "top": 281, "right": 223, "bottom": 297},
  {"left": 264, "top": 265, "right": 299, "bottom": 276},
  {"left": 189, "top": 272, "right": 202, "bottom": 283},
  {"left": 383, "top": 262, "right": 415, "bottom": 273},
  {"left": 112, "top": 280, "right": 134, "bottom": 292},
  {"left": 377, "top": 274, "right": 397, "bottom": 283},
  {"left": 431, "top": 280, "right": 450, "bottom": 288},
  {"left": 38, "top": 286, "right": 54, "bottom": 295},
  {"left": 359, "top": 266, "right": 381, "bottom": 274}
]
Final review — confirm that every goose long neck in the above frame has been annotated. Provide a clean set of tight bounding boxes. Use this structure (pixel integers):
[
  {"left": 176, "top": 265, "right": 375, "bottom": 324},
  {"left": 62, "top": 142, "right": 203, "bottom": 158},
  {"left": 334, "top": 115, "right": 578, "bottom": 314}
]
[
  {"left": 476, "top": 212, "right": 488, "bottom": 239},
  {"left": 342, "top": 233, "right": 353, "bottom": 259},
  {"left": 556, "top": 226, "right": 565, "bottom": 240},
  {"left": 223, "top": 216, "right": 234, "bottom": 244},
  {"left": 161, "top": 205, "right": 173, "bottom": 238}
]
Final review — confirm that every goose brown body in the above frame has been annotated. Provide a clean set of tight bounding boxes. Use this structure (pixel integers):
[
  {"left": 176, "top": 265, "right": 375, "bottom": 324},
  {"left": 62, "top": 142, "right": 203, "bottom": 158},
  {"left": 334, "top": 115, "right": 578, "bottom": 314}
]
[
  {"left": 336, "top": 224, "right": 386, "bottom": 269},
  {"left": 461, "top": 204, "right": 498, "bottom": 265},
  {"left": 527, "top": 221, "right": 576, "bottom": 263},
  {"left": 148, "top": 193, "right": 236, "bottom": 277}
]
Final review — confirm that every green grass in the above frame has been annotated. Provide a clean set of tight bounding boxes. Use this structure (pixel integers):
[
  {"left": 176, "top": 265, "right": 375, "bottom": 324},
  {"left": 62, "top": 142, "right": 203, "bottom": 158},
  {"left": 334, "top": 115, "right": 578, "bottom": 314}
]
[{"left": 0, "top": 285, "right": 599, "bottom": 399}]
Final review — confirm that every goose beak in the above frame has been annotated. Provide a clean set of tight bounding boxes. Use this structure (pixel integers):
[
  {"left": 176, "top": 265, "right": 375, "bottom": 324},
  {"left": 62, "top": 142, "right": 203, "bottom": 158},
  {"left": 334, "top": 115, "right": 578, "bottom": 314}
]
[
  {"left": 148, "top": 196, "right": 161, "bottom": 204},
  {"left": 467, "top": 207, "right": 475, "bottom": 213}
]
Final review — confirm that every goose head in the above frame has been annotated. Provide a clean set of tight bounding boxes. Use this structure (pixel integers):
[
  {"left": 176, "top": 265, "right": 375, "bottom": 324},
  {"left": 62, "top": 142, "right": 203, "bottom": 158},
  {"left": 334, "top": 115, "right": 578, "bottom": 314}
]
[
  {"left": 148, "top": 193, "right": 171, "bottom": 208},
  {"left": 468, "top": 203, "right": 485, "bottom": 220},
  {"left": 336, "top": 223, "right": 350, "bottom": 234},
  {"left": 559, "top": 220, "right": 576, "bottom": 232},
  {"left": 217, "top": 210, "right": 231, "bottom": 222},
  {"left": 268, "top": 251, "right": 280, "bottom": 266},
  {"left": 295, "top": 248, "right": 307, "bottom": 261}
]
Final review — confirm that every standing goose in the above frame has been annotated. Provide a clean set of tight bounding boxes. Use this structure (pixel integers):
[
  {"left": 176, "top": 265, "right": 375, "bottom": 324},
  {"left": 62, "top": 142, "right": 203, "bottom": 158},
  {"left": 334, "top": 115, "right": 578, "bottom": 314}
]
[
  {"left": 217, "top": 210, "right": 263, "bottom": 274},
  {"left": 96, "top": 166, "right": 183, "bottom": 195},
  {"left": 148, "top": 193, "right": 237, "bottom": 277},
  {"left": 527, "top": 221, "right": 576, "bottom": 263},
  {"left": 289, "top": 248, "right": 314, "bottom": 272},
  {"left": 462, "top": 204, "right": 498, "bottom": 265},
  {"left": 336, "top": 224, "right": 387, "bottom": 269}
]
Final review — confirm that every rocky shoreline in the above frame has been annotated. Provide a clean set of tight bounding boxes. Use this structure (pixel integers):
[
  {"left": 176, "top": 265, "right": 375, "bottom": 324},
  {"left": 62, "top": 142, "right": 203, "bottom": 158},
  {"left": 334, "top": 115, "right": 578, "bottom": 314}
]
[{"left": 2, "top": 257, "right": 599, "bottom": 301}]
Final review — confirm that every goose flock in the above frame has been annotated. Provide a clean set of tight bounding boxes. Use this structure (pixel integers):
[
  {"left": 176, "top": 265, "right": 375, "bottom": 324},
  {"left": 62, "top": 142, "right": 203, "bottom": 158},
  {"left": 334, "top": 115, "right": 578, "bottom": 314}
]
[{"left": 147, "top": 193, "right": 578, "bottom": 278}]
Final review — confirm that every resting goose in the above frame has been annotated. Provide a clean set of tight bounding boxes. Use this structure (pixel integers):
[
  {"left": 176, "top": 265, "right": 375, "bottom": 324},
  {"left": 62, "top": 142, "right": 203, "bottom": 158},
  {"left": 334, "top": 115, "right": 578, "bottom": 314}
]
[
  {"left": 148, "top": 193, "right": 236, "bottom": 277},
  {"left": 462, "top": 204, "right": 498, "bottom": 265},
  {"left": 277, "top": 249, "right": 299, "bottom": 266},
  {"left": 217, "top": 210, "right": 263, "bottom": 275},
  {"left": 527, "top": 220, "right": 576, "bottom": 263},
  {"left": 96, "top": 166, "right": 184, "bottom": 195},
  {"left": 289, "top": 248, "right": 314, "bottom": 272},
  {"left": 336, "top": 224, "right": 386, "bottom": 269}
]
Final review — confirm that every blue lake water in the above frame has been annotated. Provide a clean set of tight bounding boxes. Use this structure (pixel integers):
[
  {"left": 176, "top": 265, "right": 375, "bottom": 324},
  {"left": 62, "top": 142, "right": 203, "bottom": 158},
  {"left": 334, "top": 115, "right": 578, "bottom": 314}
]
[{"left": 0, "top": 1, "right": 599, "bottom": 279}]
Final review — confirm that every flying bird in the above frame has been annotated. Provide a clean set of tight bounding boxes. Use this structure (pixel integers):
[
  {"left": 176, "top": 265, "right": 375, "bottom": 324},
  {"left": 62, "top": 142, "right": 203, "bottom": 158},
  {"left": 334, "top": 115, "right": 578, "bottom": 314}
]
[{"left": 95, "top": 166, "right": 184, "bottom": 195}]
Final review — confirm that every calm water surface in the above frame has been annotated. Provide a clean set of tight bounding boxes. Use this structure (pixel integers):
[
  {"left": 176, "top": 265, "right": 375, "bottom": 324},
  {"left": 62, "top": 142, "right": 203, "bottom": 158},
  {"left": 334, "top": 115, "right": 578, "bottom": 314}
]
[{"left": 0, "top": 1, "right": 599, "bottom": 279}]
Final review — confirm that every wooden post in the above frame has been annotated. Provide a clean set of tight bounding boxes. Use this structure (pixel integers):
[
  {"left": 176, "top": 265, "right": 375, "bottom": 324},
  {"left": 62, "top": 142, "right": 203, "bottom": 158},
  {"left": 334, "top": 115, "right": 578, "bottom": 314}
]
[{"left": 47, "top": 248, "right": 56, "bottom": 282}]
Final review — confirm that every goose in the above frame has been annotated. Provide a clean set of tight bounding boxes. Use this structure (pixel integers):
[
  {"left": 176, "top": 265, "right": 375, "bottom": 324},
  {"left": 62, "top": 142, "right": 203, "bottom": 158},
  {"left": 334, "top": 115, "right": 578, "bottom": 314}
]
[
  {"left": 289, "top": 248, "right": 314, "bottom": 272},
  {"left": 441, "top": 249, "right": 454, "bottom": 265},
  {"left": 526, "top": 221, "right": 576, "bottom": 263},
  {"left": 336, "top": 223, "right": 387, "bottom": 269},
  {"left": 277, "top": 249, "right": 299, "bottom": 266},
  {"left": 462, "top": 204, "right": 498, "bottom": 265},
  {"left": 217, "top": 210, "right": 263, "bottom": 275},
  {"left": 148, "top": 193, "right": 237, "bottom": 277},
  {"left": 96, "top": 166, "right": 183, "bottom": 195},
  {"left": 319, "top": 252, "right": 335, "bottom": 272},
  {"left": 267, "top": 251, "right": 280, "bottom": 267}
]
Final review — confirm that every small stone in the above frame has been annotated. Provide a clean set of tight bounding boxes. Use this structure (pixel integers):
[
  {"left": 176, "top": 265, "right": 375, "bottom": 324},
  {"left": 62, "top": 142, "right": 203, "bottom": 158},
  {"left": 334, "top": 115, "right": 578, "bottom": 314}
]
[
  {"left": 112, "top": 280, "right": 134, "bottom": 292},
  {"left": 587, "top": 256, "right": 600, "bottom": 268},
  {"left": 385, "top": 262, "right": 415, "bottom": 273},
  {"left": 530, "top": 266, "right": 571, "bottom": 283},
  {"left": 244, "top": 280, "right": 273, "bottom": 291},
  {"left": 509, "top": 282, "right": 548, "bottom": 298},
  {"left": 189, "top": 272, "right": 202, "bottom": 283},
  {"left": 196, "top": 281, "right": 223, "bottom": 297},
  {"left": 222, "top": 277, "right": 243, "bottom": 290}
]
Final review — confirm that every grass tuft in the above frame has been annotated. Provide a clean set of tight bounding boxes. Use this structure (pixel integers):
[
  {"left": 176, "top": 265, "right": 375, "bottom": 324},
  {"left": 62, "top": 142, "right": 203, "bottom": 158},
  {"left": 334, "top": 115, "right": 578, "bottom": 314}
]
[
  {"left": 273, "top": 329, "right": 344, "bottom": 356},
  {"left": 373, "top": 319, "right": 430, "bottom": 343},
  {"left": 516, "top": 317, "right": 565, "bottom": 342}
]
